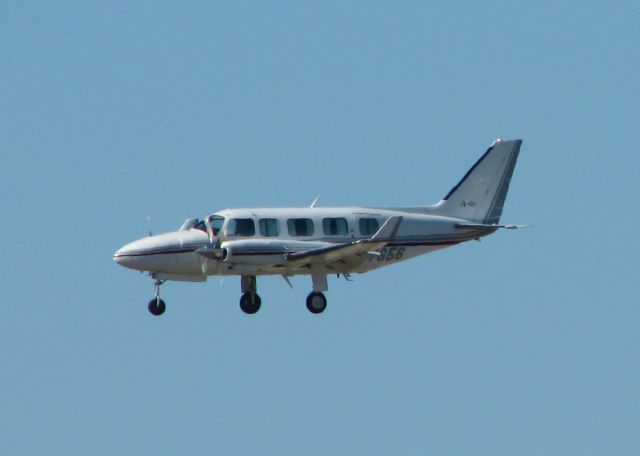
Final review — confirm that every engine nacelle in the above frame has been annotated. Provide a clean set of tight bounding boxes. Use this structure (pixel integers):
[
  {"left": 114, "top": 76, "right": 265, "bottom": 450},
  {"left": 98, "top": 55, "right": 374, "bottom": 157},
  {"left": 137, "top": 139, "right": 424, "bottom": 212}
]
[{"left": 220, "top": 240, "right": 286, "bottom": 265}]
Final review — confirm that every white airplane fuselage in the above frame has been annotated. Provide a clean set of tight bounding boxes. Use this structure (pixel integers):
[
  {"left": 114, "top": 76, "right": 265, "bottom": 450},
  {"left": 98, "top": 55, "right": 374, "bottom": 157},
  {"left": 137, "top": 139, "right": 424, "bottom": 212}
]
[{"left": 114, "top": 206, "right": 488, "bottom": 279}]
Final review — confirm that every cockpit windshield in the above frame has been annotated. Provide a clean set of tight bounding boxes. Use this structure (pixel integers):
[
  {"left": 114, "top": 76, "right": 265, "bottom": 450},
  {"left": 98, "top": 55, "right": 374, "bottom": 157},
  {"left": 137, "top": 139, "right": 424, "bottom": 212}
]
[{"left": 194, "top": 216, "right": 225, "bottom": 237}]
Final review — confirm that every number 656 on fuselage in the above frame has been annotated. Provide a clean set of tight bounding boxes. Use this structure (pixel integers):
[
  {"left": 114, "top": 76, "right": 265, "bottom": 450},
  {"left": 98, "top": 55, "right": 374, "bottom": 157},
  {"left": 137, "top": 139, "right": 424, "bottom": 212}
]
[{"left": 114, "top": 139, "right": 525, "bottom": 316}]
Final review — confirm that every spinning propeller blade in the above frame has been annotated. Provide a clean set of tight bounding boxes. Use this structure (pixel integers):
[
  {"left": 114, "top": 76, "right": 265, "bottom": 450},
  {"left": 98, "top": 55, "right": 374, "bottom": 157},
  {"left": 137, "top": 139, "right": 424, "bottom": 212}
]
[
  {"left": 198, "top": 217, "right": 226, "bottom": 277},
  {"left": 204, "top": 216, "right": 214, "bottom": 243}
]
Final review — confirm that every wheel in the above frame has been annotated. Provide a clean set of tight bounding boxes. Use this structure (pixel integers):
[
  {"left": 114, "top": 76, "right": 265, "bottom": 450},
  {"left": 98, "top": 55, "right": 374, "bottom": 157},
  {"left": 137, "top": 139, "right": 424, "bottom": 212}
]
[
  {"left": 148, "top": 298, "right": 166, "bottom": 316},
  {"left": 306, "top": 292, "right": 327, "bottom": 314},
  {"left": 239, "top": 292, "right": 261, "bottom": 314}
]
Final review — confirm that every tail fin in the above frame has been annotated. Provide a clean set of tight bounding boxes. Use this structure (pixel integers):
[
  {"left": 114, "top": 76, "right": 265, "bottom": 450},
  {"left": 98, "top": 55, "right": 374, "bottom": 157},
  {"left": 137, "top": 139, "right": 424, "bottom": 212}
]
[{"left": 433, "top": 139, "right": 522, "bottom": 224}]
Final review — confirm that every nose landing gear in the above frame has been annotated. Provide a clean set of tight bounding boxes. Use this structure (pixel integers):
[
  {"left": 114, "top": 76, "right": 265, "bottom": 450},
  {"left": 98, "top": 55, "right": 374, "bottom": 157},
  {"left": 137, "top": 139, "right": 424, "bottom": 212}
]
[
  {"left": 148, "top": 297, "right": 166, "bottom": 316},
  {"left": 148, "top": 279, "right": 166, "bottom": 316}
]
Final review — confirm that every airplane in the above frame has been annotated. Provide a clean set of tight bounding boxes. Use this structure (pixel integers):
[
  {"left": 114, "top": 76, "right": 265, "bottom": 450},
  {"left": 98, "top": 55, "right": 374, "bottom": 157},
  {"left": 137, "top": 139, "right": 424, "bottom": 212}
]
[{"left": 114, "top": 138, "right": 524, "bottom": 316}]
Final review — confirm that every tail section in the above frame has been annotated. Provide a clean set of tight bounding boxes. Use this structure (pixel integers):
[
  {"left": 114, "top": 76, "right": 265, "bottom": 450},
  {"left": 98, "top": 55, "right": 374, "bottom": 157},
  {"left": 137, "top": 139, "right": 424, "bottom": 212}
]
[{"left": 433, "top": 139, "right": 522, "bottom": 224}]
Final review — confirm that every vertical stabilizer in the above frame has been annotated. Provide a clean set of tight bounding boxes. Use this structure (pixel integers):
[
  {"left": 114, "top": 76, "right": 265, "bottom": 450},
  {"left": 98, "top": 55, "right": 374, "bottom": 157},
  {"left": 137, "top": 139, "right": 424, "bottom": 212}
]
[{"left": 433, "top": 139, "right": 522, "bottom": 224}]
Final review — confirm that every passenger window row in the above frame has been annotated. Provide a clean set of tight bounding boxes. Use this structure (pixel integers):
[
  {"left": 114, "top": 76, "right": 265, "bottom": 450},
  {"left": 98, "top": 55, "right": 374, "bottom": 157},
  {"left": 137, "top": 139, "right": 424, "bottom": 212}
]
[{"left": 227, "top": 217, "right": 380, "bottom": 237}]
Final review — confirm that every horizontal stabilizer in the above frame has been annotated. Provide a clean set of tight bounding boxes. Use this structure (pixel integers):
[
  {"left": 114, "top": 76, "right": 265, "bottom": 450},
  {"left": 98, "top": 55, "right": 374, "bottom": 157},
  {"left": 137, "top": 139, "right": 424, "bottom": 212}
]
[{"left": 455, "top": 223, "right": 530, "bottom": 230}]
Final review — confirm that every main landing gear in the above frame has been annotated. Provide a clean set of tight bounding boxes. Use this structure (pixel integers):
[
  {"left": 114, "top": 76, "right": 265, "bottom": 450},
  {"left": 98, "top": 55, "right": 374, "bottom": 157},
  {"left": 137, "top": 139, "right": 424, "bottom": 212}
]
[
  {"left": 148, "top": 279, "right": 166, "bottom": 316},
  {"left": 305, "top": 272, "right": 328, "bottom": 315},
  {"left": 239, "top": 292, "right": 261, "bottom": 314},
  {"left": 239, "top": 276, "right": 261, "bottom": 314},
  {"left": 237, "top": 274, "right": 328, "bottom": 315},
  {"left": 306, "top": 292, "right": 327, "bottom": 314}
]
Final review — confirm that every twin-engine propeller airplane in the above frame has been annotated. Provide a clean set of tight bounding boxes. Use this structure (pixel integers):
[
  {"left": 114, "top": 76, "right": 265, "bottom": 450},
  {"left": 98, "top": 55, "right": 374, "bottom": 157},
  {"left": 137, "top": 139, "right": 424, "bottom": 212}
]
[{"left": 114, "top": 139, "right": 524, "bottom": 316}]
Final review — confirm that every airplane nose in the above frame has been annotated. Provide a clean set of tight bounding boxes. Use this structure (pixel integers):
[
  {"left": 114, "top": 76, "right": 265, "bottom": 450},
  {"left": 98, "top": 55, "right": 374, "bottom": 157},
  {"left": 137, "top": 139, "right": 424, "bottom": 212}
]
[
  {"left": 113, "top": 246, "right": 127, "bottom": 264},
  {"left": 113, "top": 230, "right": 208, "bottom": 273},
  {"left": 113, "top": 245, "right": 126, "bottom": 260},
  {"left": 113, "top": 236, "right": 161, "bottom": 270},
  {"left": 113, "top": 241, "right": 140, "bottom": 269}
]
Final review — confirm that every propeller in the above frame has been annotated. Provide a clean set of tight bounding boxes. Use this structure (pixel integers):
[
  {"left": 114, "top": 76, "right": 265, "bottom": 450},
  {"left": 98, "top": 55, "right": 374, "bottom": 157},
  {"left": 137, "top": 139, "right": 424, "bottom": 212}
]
[
  {"left": 197, "top": 216, "right": 226, "bottom": 277},
  {"left": 204, "top": 216, "right": 215, "bottom": 244}
]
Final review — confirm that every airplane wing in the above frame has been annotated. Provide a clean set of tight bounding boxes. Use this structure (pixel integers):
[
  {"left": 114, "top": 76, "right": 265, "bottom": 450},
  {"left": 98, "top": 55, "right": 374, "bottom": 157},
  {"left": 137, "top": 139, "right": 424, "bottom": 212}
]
[{"left": 285, "top": 216, "right": 402, "bottom": 267}]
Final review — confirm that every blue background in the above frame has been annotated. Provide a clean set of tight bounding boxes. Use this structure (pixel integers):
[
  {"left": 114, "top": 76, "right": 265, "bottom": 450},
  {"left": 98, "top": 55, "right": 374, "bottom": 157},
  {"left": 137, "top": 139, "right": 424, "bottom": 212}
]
[{"left": 2, "top": 2, "right": 639, "bottom": 454}]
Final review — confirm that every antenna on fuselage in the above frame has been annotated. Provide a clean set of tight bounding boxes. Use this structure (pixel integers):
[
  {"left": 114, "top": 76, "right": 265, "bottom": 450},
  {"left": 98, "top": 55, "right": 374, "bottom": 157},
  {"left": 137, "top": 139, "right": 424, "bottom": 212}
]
[
  {"left": 310, "top": 195, "right": 320, "bottom": 208},
  {"left": 145, "top": 215, "right": 153, "bottom": 237}
]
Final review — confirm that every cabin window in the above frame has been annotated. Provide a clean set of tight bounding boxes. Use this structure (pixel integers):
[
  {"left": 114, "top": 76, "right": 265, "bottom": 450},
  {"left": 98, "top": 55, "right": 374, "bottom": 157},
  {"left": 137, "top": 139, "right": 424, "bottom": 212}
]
[
  {"left": 228, "top": 218, "right": 255, "bottom": 236},
  {"left": 359, "top": 218, "right": 380, "bottom": 236},
  {"left": 259, "top": 218, "right": 280, "bottom": 237},
  {"left": 287, "top": 218, "right": 314, "bottom": 236},
  {"left": 322, "top": 217, "right": 348, "bottom": 236}
]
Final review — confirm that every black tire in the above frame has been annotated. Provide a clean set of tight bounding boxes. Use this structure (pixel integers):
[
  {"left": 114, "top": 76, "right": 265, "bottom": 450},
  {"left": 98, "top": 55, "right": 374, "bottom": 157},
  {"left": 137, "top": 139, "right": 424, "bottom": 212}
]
[
  {"left": 148, "top": 298, "right": 166, "bottom": 316},
  {"left": 306, "top": 292, "right": 327, "bottom": 314},
  {"left": 239, "top": 292, "right": 261, "bottom": 314}
]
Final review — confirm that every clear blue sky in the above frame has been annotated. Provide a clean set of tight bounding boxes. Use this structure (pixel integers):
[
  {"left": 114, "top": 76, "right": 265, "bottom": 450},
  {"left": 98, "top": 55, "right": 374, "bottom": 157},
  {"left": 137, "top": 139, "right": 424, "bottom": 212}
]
[{"left": 2, "top": 2, "right": 639, "bottom": 454}]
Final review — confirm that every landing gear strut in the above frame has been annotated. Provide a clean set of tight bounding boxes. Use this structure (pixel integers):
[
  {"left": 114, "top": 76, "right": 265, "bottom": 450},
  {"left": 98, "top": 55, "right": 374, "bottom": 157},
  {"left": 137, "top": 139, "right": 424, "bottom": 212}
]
[
  {"left": 148, "top": 279, "right": 166, "bottom": 316},
  {"left": 239, "top": 275, "right": 261, "bottom": 314}
]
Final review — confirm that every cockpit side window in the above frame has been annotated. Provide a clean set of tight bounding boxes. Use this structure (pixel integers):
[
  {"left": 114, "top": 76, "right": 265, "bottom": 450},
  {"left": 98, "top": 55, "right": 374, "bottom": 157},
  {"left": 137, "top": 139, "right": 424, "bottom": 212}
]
[
  {"left": 210, "top": 217, "right": 224, "bottom": 236},
  {"left": 194, "top": 216, "right": 225, "bottom": 236},
  {"left": 228, "top": 218, "right": 256, "bottom": 237}
]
